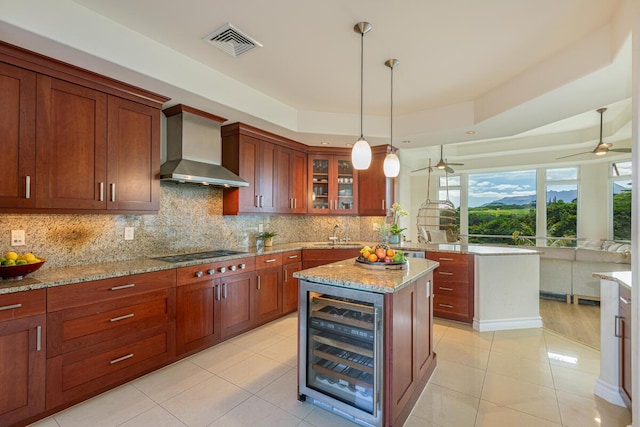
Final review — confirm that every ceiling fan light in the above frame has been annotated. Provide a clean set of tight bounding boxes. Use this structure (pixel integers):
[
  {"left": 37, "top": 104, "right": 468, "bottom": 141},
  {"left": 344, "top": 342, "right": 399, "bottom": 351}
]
[
  {"left": 383, "top": 152, "right": 400, "bottom": 177},
  {"left": 436, "top": 159, "right": 446, "bottom": 169},
  {"left": 352, "top": 137, "right": 372, "bottom": 169}
]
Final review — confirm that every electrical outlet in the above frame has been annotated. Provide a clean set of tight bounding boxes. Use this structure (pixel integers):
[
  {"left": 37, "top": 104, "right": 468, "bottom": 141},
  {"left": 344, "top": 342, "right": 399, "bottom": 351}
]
[
  {"left": 11, "top": 230, "right": 25, "bottom": 246},
  {"left": 124, "top": 227, "right": 135, "bottom": 241},
  {"left": 258, "top": 223, "right": 264, "bottom": 233}
]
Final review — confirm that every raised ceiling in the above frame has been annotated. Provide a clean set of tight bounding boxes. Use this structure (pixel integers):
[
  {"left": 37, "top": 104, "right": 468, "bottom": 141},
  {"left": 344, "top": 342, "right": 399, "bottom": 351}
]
[{"left": 1, "top": 0, "right": 636, "bottom": 171}]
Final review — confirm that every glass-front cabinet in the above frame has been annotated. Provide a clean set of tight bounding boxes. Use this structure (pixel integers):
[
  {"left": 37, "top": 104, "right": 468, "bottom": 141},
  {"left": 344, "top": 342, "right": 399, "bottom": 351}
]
[{"left": 308, "top": 154, "right": 358, "bottom": 215}]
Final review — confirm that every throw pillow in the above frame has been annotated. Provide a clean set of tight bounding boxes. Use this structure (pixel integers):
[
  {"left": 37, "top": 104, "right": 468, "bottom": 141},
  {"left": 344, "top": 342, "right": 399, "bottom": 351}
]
[{"left": 428, "top": 230, "right": 448, "bottom": 243}]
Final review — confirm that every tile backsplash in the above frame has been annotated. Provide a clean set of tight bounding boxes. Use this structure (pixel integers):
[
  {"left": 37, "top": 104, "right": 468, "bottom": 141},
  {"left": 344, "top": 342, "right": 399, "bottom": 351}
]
[{"left": 0, "top": 183, "right": 384, "bottom": 269}]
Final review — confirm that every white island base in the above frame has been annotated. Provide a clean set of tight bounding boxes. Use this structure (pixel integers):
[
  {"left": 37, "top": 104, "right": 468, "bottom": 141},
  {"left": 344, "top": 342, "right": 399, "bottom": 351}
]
[{"left": 473, "top": 252, "right": 542, "bottom": 332}]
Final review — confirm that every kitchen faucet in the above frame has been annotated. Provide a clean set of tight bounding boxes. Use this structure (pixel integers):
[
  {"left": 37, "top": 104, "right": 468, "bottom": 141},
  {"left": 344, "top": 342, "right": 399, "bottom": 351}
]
[{"left": 328, "top": 224, "right": 340, "bottom": 244}]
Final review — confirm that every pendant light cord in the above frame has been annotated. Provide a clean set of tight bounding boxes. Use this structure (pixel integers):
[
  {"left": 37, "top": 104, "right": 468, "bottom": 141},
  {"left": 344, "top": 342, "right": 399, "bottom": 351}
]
[
  {"left": 360, "top": 32, "right": 364, "bottom": 139},
  {"left": 390, "top": 64, "right": 394, "bottom": 149}
]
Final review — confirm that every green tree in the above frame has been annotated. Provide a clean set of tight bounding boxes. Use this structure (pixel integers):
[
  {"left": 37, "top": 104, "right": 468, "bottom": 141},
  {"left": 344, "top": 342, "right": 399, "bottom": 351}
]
[{"left": 613, "top": 189, "right": 632, "bottom": 240}]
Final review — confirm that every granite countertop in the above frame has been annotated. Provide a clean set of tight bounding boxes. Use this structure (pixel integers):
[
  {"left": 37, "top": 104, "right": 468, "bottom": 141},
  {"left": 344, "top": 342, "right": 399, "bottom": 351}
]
[
  {"left": 592, "top": 271, "right": 632, "bottom": 289},
  {"left": 293, "top": 257, "right": 439, "bottom": 294},
  {"left": 0, "top": 240, "right": 534, "bottom": 295}
]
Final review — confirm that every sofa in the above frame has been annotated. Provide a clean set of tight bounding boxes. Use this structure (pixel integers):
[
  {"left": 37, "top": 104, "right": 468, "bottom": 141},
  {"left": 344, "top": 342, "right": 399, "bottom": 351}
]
[{"left": 539, "top": 240, "right": 631, "bottom": 303}]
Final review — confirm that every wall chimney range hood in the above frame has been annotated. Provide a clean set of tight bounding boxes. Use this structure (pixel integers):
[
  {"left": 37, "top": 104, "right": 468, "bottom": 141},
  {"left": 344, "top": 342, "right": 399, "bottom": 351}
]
[{"left": 160, "top": 104, "right": 249, "bottom": 187}]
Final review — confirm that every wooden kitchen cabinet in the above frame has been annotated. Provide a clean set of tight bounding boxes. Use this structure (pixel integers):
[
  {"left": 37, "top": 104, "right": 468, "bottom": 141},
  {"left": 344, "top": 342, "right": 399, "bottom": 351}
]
[
  {"left": 385, "top": 272, "right": 435, "bottom": 426},
  {"left": 619, "top": 284, "right": 632, "bottom": 407},
  {"left": 0, "top": 62, "right": 36, "bottom": 209},
  {"left": 176, "top": 277, "right": 221, "bottom": 356},
  {"left": 277, "top": 146, "right": 307, "bottom": 214},
  {"left": 282, "top": 250, "right": 302, "bottom": 314},
  {"left": 0, "top": 290, "right": 46, "bottom": 427},
  {"left": 0, "top": 41, "right": 168, "bottom": 215},
  {"left": 301, "top": 248, "right": 361, "bottom": 269},
  {"left": 46, "top": 270, "right": 176, "bottom": 409},
  {"left": 220, "top": 271, "right": 256, "bottom": 338},
  {"left": 308, "top": 153, "right": 358, "bottom": 215},
  {"left": 427, "top": 251, "right": 474, "bottom": 323},
  {"left": 255, "top": 253, "right": 283, "bottom": 325},
  {"left": 358, "top": 145, "right": 394, "bottom": 216}
]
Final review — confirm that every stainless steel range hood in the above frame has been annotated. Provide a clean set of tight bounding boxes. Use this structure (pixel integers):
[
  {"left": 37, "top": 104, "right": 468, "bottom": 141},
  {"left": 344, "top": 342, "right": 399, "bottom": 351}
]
[{"left": 160, "top": 105, "right": 248, "bottom": 187}]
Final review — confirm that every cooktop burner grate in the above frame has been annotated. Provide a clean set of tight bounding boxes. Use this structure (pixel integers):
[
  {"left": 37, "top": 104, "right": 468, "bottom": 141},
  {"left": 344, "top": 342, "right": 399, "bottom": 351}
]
[{"left": 152, "top": 250, "right": 248, "bottom": 263}]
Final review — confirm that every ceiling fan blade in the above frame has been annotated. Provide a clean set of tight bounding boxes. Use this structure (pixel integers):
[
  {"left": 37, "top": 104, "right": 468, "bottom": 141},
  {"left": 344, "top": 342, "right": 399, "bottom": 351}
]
[
  {"left": 445, "top": 165, "right": 455, "bottom": 174},
  {"left": 447, "top": 162, "right": 464, "bottom": 166},
  {"left": 556, "top": 151, "right": 592, "bottom": 160},
  {"left": 411, "top": 166, "right": 429, "bottom": 172},
  {"left": 610, "top": 148, "right": 632, "bottom": 153}
]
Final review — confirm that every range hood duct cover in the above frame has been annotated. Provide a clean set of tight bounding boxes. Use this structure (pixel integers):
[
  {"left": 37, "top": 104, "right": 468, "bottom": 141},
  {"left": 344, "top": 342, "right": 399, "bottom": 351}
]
[{"left": 160, "top": 105, "right": 248, "bottom": 187}]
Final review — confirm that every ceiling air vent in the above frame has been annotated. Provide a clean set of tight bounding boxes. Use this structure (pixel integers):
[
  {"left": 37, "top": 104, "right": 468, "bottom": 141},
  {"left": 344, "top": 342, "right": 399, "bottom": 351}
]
[{"left": 203, "top": 23, "right": 262, "bottom": 57}]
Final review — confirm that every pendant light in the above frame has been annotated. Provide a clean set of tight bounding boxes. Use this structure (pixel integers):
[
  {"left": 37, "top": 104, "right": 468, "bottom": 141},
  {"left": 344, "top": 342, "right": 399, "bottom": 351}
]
[
  {"left": 352, "top": 22, "right": 372, "bottom": 170},
  {"left": 383, "top": 58, "right": 400, "bottom": 177}
]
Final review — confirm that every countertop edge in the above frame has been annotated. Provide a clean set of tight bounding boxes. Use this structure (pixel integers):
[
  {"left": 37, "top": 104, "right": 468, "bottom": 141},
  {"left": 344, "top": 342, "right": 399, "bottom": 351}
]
[{"left": 592, "top": 271, "right": 632, "bottom": 289}]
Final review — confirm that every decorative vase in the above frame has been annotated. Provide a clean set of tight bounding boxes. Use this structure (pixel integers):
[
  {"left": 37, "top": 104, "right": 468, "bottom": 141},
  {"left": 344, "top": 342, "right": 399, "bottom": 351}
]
[
  {"left": 264, "top": 237, "right": 273, "bottom": 247},
  {"left": 389, "top": 234, "right": 401, "bottom": 244}
]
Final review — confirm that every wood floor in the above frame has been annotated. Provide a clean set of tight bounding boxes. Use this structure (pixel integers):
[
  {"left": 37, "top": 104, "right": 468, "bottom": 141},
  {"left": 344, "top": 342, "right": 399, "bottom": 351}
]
[{"left": 539, "top": 298, "right": 601, "bottom": 349}]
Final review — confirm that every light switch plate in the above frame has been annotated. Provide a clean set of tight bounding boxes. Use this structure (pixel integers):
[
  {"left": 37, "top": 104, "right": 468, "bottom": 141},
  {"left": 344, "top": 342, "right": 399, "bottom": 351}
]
[
  {"left": 258, "top": 223, "right": 264, "bottom": 233},
  {"left": 11, "top": 230, "right": 25, "bottom": 246},
  {"left": 124, "top": 227, "right": 135, "bottom": 241}
]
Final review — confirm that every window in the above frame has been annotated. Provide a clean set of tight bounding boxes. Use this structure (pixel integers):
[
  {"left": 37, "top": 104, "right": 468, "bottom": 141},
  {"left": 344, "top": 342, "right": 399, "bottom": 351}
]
[
  {"left": 611, "top": 161, "right": 632, "bottom": 240},
  {"left": 545, "top": 167, "right": 578, "bottom": 247},
  {"left": 467, "top": 170, "right": 536, "bottom": 244},
  {"left": 438, "top": 175, "right": 460, "bottom": 208}
]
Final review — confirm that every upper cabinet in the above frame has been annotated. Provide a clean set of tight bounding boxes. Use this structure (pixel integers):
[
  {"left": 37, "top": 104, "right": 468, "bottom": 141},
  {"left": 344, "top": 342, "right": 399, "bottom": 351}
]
[
  {"left": 0, "top": 41, "right": 168, "bottom": 214},
  {"left": 307, "top": 152, "right": 358, "bottom": 215},
  {"left": 358, "top": 145, "right": 395, "bottom": 216},
  {"left": 222, "top": 123, "right": 307, "bottom": 215}
]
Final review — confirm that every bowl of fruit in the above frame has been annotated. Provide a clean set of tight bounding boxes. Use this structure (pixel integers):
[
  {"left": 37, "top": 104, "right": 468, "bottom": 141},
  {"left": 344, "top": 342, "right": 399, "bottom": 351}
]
[
  {"left": 356, "top": 245, "right": 408, "bottom": 270},
  {"left": 0, "top": 251, "right": 46, "bottom": 280}
]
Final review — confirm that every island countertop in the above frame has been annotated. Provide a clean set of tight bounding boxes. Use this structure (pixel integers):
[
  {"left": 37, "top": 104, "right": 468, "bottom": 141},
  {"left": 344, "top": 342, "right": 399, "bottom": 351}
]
[
  {"left": 592, "top": 271, "right": 632, "bottom": 289},
  {"left": 293, "top": 257, "right": 439, "bottom": 294}
]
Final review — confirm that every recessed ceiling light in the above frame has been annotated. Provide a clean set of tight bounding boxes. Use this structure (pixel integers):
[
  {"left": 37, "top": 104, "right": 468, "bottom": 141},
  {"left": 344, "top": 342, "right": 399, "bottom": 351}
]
[
  {"left": 402, "top": 140, "right": 411, "bottom": 144},
  {"left": 320, "top": 141, "right": 330, "bottom": 145},
  {"left": 466, "top": 130, "right": 476, "bottom": 135},
  {"left": 345, "top": 143, "right": 353, "bottom": 147}
]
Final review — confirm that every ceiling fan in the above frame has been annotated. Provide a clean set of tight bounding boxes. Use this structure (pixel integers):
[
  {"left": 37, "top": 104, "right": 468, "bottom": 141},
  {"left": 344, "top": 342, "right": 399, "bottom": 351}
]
[
  {"left": 557, "top": 108, "right": 632, "bottom": 160},
  {"left": 412, "top": 145, "right": 464, "bottom": 173}
]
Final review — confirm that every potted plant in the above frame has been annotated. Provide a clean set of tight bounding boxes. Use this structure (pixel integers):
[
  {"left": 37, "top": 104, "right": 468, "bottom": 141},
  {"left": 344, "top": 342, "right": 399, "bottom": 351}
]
[
  {"left": 388, "top": 203, "right": 408, "bottom": 244},
  {"left": 257, "top": 231, "right": 278, "bottom": 247}
]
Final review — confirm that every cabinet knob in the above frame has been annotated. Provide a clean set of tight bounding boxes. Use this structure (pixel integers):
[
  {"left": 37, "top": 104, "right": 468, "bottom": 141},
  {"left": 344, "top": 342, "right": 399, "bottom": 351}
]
[
  {"left": 207, "top": 269, "right": 215, "bottom": 275},
  {"left": 239, "top": 263, "right": 246, "bottom": 269},
  {"left": 219, "top": 267, "right": 226, "bottom": 273},
  {"left": 229, "top": 265, "right": 237, "bottom": 271},
  {"left": 195, "top": 271, "right": 204, "bottom": 278}
]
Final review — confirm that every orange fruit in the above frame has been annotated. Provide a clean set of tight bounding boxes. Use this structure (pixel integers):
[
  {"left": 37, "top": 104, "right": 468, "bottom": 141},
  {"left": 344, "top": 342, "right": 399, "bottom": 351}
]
[
  {"left": 368, "top": 254, "right": 378, "bottom": 262},
  {"left": 386, "top": 249, "right": 395, "bottom": 257},
  {"left": 362, "top": 250, "right": 371, "bottom": 259}
]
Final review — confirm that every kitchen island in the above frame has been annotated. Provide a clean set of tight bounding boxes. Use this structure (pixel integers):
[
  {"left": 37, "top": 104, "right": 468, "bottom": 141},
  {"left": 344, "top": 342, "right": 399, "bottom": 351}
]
[{"left": 294, "top": 257, "right": 439, "bottom": 427}]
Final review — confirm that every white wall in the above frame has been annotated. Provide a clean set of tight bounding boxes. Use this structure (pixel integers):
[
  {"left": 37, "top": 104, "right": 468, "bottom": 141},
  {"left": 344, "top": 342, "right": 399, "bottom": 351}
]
[{"left": 579, "top": 163, "right": 611, "bottom": 240}]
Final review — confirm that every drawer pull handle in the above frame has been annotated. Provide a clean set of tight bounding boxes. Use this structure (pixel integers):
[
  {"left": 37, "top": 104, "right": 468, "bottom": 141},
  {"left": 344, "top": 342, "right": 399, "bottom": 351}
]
[
  {"left": 439, "top": 287, "right": 453, "bottom": 292},
  {"left": 110, "top": 284, "right": 135, "bottom": 291},
  {"left": 110, "top": 353, "right": 134, "bottom": 365},
  {"left": 26, "top": 176, "right": 31, "bottom": 199},
  {"left": 110, "top": 183, "right": 116, "bottom": 202},
  {"left": 438, "top": 304, "right": 454, "bottom": 309},
  {"left": 284, "top": 269, "right": 288, "bottom": 281},
  {"left": 223, "top": 283, "right": 228, "bottom": 299},
  {"left": 110, "top": 313, "right": 134, "bottom": 322},
  {"left": 264, "top": 259, "right": 277, "bottom": 263},
  {"left": 439, "top": 257, "right": 454, "bottom": 261},
  {"left": 36, "top": 325, "right": 42, "bottom": 351},
  {"left": 257, "top": 276, "right": 261, "bottom": 290},
  {"left": 288, "top": 255, "right": 298, "bottom": 259},
  {"left": 99, "top": 182, "right": 104, "bottom": 202},
  {"left": 216, "top": 284, "right": 221, "bottom": 301},
  {"left": 0, "top": 303, "right": 22, "bottom": 312},
  {"left": 620, "top": 296, "right": 631, "bottom": 305},
  {"left": 615, "top": 315, "right": 623, "bottom": 338},
  {"left": 438, "top": 272, "right": 454, "bottom": 276}
]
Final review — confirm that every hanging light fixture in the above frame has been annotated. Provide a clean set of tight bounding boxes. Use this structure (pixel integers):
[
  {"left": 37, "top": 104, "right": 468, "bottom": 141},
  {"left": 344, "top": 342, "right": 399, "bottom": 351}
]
[
  {"left": 352, "top": 21, "right": 372, "bottom": 170},
  {"left": 383, "top": 58, "right": 400, "bottom": 177}
]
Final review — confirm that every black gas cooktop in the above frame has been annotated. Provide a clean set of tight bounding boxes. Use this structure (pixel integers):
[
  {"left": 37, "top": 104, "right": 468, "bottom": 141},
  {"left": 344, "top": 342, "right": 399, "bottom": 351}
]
[{"left": 152, "top": 249, "right": 248, "bottom": 263}]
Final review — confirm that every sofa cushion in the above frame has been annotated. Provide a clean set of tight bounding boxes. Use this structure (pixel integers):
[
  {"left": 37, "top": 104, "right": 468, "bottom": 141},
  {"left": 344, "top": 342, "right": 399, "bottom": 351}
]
[
  {"left": 539, "top": 247, "right": 576, "bottom": 261},
  {"left": 575, "top": 248, "right": 630, "bottom": 264},
  {"left": 578, "top": 239, "right": 604, "bottom": 249}
]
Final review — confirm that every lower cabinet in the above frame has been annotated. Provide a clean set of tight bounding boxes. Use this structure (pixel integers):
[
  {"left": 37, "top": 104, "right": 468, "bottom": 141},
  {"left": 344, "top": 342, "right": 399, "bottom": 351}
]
[
  {"left": 0, "top": 290, "right": 46, "bottom": 427},
  {"left": 282, "top": 250, "right": 302, "bottom": 314},
  {"left": 221, "top": 271, "right": 257, "bottom": 338},
  {"left": 301, "top": 248, "right": 361, "bottom": 269},
  {"left": 46, "top": 270, "right": 176, "bottom": 409},
  {"left": 176, "top": 278, "right": 222, "bottom": 356},
  {"left": 385, "top": 272, "right": 435, "bottom": 426},
  {"left": 255, "top": 253, "right": 283, "bottom": 325},
  {"left": 427, "top": 251, "right": 474, "bottom": 323},
  {"left": 619, "top": 284, "right": 632, "bottom": 407}
]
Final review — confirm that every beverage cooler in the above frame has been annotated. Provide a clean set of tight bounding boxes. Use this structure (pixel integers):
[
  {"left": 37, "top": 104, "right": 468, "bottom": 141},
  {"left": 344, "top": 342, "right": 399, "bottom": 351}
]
[{"left": 298, "top": 280, "right": 385, "bottom": 427}]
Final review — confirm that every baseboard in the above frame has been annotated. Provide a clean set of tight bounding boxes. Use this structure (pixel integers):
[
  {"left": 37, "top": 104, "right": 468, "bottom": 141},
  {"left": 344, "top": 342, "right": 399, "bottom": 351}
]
[
  {"left": 594, "top": 378, "right": 628, "bottom": 408},
  {"left": 473, "top": 316, "right": 542, "bottom": 332}
]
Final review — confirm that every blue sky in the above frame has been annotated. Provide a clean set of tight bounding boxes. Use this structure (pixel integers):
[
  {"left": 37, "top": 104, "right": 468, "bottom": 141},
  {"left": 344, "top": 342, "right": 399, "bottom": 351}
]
[{"left": 468, "top": 170, "right": 536, "bottom": 207}]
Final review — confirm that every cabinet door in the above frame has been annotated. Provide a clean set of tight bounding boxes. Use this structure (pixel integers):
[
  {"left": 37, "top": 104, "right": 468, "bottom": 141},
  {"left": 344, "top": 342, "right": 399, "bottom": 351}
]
[
  {"left": 308, "top": 155, "right": 331, "bottom": 213},
  {"left": 334, "top": 156, "right": 358, "bottom": 214},
  {"left": 107, "top": 96, "right": 160, "bottom": 211},
  {"left": 619, "top": 285, "right": 632, "bottom": 406},
  {"left": 0, "top": 62, "right": 36, "bottom": 209},
  {"left": 415, "top": 273, "right": 433, "bottom": 378},
  {"left": 177, "top": 279, "right": 221, "bottom": 356},
  {"left": 221, "top": 271, "right": 255, "bottom": 338},
  {"left": 256, "top": 266, "right": 282, "bottom": 325},
  {"left": 36, "top": 75, "right": 108, "bottom": 209},
  {"left": 0, "top": 315, "right": 45, "bottom": 426},
  {"left": 276, "top": 147, "right": 306, "bottom": 214},
  {"left": 358, "top": 150, "right": 393, "bottom": 216},
  {"left": 283, "top": 261, "right": 302, "bottom": 314},
  {"left": 237, "top": 135, "right": 260, "bottom": 213},
  {"left": 258, "top": 141, "right": 277, "bottom": 213},
  {"left": 291, "top": 149, "right": 307, "bottom": 213}
]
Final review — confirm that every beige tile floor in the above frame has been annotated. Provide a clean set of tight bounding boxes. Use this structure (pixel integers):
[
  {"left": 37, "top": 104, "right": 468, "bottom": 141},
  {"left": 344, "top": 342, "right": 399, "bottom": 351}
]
[{"left": 30, "top": 315, "right": 632, "bottom": 427}]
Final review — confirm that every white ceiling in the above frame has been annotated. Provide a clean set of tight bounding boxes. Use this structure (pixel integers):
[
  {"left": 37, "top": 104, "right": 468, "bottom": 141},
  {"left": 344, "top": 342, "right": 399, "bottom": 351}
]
[{"left": 1, "top": 0, "right": 635, "bottom": 172}]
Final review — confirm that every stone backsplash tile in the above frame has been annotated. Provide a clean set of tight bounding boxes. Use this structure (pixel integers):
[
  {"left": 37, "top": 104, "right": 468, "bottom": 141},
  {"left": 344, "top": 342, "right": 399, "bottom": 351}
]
[{"left": 0, "top": 184, "right": 384, "bottom": 269}]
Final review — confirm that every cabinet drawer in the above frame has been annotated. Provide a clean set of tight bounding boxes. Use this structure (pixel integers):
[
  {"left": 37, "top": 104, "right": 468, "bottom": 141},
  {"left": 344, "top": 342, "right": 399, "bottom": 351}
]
[
  {"left": 433, "top": 281, "right": 468, "bottom": 299},
  {"left": 427, "top": 252, "right": 469, "bottom": 267},
  {"left": 433, "top": 294, "right": 469, "bottom": 318},
  {"left": 0, "top": 289, "right": 46, "bottom": 321},
  {"left": 48, "top": 270, "right": 176, "bottom": 312},
  {"left": 47, "top": 288, "right": 175, "bottom": 357},
  {"left": 256, "top": 253, "right": 283, "bottom": 269},
  {"left": 434, "top": 267, "right": 469, "bottom": 283},
  {"left": 177, "top": 257, "right": 255, "bottom": 286},
  {"left": 46, "top": 323, "right": 174, "bottom": 409},
  {"left": 282, "top": 250, "right": 302, "bottom": 263}
]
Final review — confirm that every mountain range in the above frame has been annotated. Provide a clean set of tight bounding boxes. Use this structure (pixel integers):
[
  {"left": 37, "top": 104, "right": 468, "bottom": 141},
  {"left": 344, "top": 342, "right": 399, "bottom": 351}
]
[{"left": 482, "top": 183, "right": 630, "bottom": 206}]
